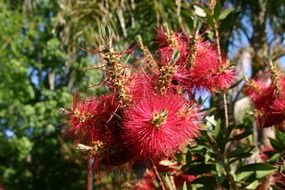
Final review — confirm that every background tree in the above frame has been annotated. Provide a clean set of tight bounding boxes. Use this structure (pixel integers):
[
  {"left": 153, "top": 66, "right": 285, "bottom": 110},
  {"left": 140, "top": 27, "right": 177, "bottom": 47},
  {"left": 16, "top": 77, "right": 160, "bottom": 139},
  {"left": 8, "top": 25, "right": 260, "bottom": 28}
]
[
  {"left": 0, "top": 1, "right": 87, "bottom": 189},
  {"left": 1, "top": 0, "right": 285, "bottom": 189}
]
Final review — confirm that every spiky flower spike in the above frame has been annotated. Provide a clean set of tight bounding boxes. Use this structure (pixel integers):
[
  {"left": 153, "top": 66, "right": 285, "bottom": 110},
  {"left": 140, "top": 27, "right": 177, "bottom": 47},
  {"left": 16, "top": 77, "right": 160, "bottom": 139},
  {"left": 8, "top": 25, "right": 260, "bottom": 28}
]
[
  {"left": 211, "top": 62, "right": 236, "bottom": 91},
  {"left": 155, "top": 28, "right": 191, "bottom": 94},
  {"left": 137, "top": 35, "right": 158, "bottom": 74},
  {"left": 100, "top": 47, "right": 132, "bottom": 107},
  {"left": 156, "top": 29, "right": 217, "bottom": 91},
  {"left": 155, "top": 27, "right": 235, "bottom": 93},
  {"left": 245, "top": 66, "right": 285, "bottom": 128},
  {"left": 244, "top": 77, "right": 276, "bottom": 127},
  {"left": 67, "top": 95, "right": 98, "bottom": 140},
  {"left": 123, "top": 92, "right": 201, "bottom": 161},
  {"left": 66, "top": 95, "right": 111, "bottom": 158},
  {"left": 95, "top": 94, "right": 140, "bottom": 166},
  {"left": 66, "top": 94, "right": 136, "bottom": 166},
  {"left": 257, "top": 148, "right": 285, "bottom": 190},
  {"left": 188, "top": 38, "right": 219, "bottom": 90},
  {"left": 186, "top": 27, "right": 200, "bottom": 69},
  {"left": 156, "top": 64, "right": 176, "bottom": 94}
]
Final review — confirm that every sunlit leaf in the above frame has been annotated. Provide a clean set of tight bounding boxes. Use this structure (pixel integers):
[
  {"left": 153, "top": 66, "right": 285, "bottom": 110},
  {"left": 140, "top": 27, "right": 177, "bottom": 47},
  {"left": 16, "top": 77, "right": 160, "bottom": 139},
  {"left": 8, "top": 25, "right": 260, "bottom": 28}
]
[
  {"left": 194, "top": 5, "right": 206, "bottom": 17},
  {"left": 218, "top": 8, "right": 235, "bottom": 20}
]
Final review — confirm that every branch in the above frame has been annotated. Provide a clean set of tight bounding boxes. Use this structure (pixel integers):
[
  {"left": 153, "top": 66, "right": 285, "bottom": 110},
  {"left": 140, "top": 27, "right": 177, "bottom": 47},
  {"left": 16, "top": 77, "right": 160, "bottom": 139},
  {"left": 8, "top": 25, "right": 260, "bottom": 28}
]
[{"left": 152, "top": 162, "right": 166, "bottom": 190}]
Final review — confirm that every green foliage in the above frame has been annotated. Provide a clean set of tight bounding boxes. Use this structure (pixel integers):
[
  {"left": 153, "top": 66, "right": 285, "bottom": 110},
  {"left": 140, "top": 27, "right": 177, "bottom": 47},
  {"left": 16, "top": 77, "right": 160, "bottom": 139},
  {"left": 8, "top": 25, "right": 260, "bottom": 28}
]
[
  {"left": 1, "top": 0, "right": 285, "bottom": 189},
  {"left": 0, "top": 1, "right": 88, "bottom": 189}
]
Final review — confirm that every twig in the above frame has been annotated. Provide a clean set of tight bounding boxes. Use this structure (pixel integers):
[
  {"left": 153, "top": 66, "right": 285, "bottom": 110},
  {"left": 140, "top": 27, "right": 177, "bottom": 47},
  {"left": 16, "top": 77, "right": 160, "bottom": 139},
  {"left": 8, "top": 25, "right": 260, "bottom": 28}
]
[
  {"left": 223, "top": 92, "right": 229, "bottom": 128},
  {"left": 87, "top": 158, "right": 94, "bottom": 190},
  {"left": 86, "top": 65, "right": 106, "bottom": 70},
  {"left": 213, "top": 11, "right": 229, "bottom": 129},
  {"left": 212, "top": 9, "right": 237, "bottom": 188},
  {"left": 214, "top": 21, "right": 223, "bottom": 65},
  {"left": 152, "top": 162, "right": 166, "bottom": 190},
  {"left": 88, "top": 78, "right": 107, "bottom": 88}
]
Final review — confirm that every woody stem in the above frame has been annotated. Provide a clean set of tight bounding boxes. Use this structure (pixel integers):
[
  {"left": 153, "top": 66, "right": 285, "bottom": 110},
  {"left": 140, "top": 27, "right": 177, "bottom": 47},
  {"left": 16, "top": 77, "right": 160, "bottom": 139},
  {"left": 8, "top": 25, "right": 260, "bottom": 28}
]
[{"left": 152, "top": 162, "right": 166, "bottom": 190}]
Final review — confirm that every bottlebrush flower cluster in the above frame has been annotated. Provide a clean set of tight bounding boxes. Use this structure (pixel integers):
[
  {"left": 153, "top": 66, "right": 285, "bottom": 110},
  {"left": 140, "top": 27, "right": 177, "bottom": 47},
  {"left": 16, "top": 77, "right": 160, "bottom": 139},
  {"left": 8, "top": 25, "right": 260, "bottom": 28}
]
[
  {"left": 257, "top": 146, "right": 285, "bottom": 190},
  {"left": 244, "top": 65, "right": 285, "bottom": 129},
  {"left": 64, "top": 27, "right": 235, "bottom": 166},
  {"left": 131, "top": 169, "right": 196, "bottom": 190}
]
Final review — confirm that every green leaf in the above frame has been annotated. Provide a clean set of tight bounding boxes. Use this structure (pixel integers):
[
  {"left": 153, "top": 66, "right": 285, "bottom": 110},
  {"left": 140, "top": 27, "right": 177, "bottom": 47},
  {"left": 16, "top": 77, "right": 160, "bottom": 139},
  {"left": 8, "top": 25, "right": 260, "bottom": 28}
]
[
  {"left": 268, "top": 153, "right": 281, "bottom": 162},
  {"left": 213, "top": 119, "right": 222, "bottom": 138},
  {"left": 236, "top": 171, "right": 254, "bottom": 181},
  {"left": 256, "top": 169, "right": 275, "bottom": 178},
  {"left": 186, "top": 151, "right": 192, "bottom": 164},
  {"left": 213, "top": 2, "right": 221, "bottom": 19},
  {"left": 269, "top": 137, "right": 283, "bottom": 152},
  {"left": 205, "top": 152, "right": 212, "bottom": 164},
  {"left": 229, "top": 131, "right": 252, "bottom": 141},
  {"left": 193, "top": 5, "right": 206, "bottom": 17},
  {"left": 206, "top": 11, "right": 215, "bottom": 28},
  {"left": 228, "top": 79, "right": 243, "bottom": 90},
  {"left": 236, "top": 163, "right": 277, "bottom": 181},
  {"left": 164, "top": 174, "right": 174, "bottom": 190},
  {"left": 218, "top": 8, "right": 234, "bottom": 20},
  {"left": 185, "top": 164, "right": 215, "bottom": 175},
  {"left": 183, "top": 182, "right": 187, "bottom": 190},
  {"left": 246, "top": 180, "right": 260, "bottom": 190},
  {"left": 276, "top": 131, "right": 285, "bottom": 146},
  {"left": 192, "top": 176, "right": 216, "bottom": 186},
  {"left": 237, "top": 163, "right": 276, "bottom": 173},
  {"left": 227, "top": 146, "right": 254, "bottom": 159},
  {"left": 171, "top": 50, "right": 180, "bottom": 64},
  {"left": 215, "top": 161, "right": 224, "bottom": 177}
]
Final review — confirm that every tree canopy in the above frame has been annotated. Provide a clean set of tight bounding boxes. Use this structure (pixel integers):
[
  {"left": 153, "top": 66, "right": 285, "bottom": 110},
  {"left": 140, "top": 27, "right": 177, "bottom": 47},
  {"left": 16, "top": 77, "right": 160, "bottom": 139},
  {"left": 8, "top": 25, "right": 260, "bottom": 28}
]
[{"left": 0, "top": 0, "right": 285, "bottom": 189}]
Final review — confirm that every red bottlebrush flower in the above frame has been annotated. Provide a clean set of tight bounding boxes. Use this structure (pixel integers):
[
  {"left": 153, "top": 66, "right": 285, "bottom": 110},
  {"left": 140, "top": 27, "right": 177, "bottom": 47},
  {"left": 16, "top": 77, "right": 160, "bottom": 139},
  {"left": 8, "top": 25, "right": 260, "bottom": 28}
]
[
  {"left": 154, "top": 28, "right": 236, "bottom": 93},
  {"left": 66, "top": 95, "right": 115, "bottom": 167},
  {"left": 187, "top": 40, "right": 221, "bottom": 91},
  {"left": 155, "top": 27, "right": 188, "bottom": 51},
  {"left": 94, "top": 94, "right": 119, "bottom": 129},
  {"left": 154, "top": 62, "right": 192, "bottom": 94},
  {"left": 271, "top": 171, "right": 285, "bottom": 190},
  {"left": 123, "top": 92, "right": 201, "bottom": 161},
  {"left": 244, "top": 79, "right": 274, "bottom": 127},
  {"left": 155, "top": 27, "right": 189, "bottom": 70},
  {"left": 257, "top": 155, "right": 285, "bottom": 190},
  {"left": 271, "top": 98, "right": 285, "bottom": 130},
  {"left": 259, "top": 146, "right": 275, "bottom": 161},
  {"left": 244, "top": 79, "right": 271, "bottom": 102},
  {"left": 67, "top": 94, "right": 136, "bottom": 166},
  {"left": 96, "top": 94, "right": 139, "bottom": 166},
  {"left": 155, "top": 27, "right": 191, "bottom": 91},
  {"left": 257, "top": 170, "right": 285, "bottom": 190},
  {"left": 67, "top": 95, "right": 99, "bottom": 139},
  {"left": 132, "top": 170, "right": 156, "bottom": 190},
  {"left": 174, "top": 174, "right": 196, "bottom": 187},
  {"left": 244, "top": 76, "right": 285, "bottom": 128},
  {"left": 66, "top": 94, "right": 120, "bottom": 152},
  {"left": 272, "top": 99, "right": 285, "bottom": 114},
  {"left": 210, "top": 64, "right": 236, "bottom": 91},
  {"left": 271, "top": 77, "right": 285, "bottom": 111},
  {"left": 127, "top": 73, "right": 154, "bottom": 103}
]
